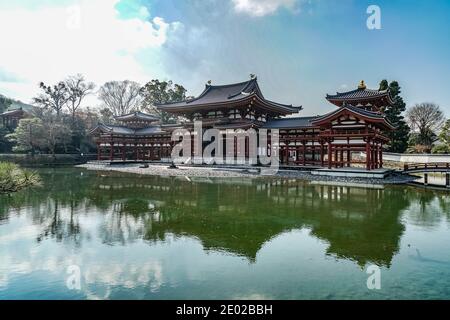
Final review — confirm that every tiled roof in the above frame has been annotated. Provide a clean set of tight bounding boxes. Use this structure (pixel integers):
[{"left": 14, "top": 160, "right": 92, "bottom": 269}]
[
  {"left": 0, "top": 109, "right": 25, "bottom": 117},
  {"left": 214, "top": 120, "right": 261, "bottom": 130},
  {"left": 1, "top": 101, "right": 35, "bottom": 117},
  {"left": 89, "top": 123, "right": 166, "bottom": 136},
  {"left": 327, "top": 88, "right": 389, "bottom": 100},
  {"left": 115, "top": 111, "right": 160, "bottom": 122},
  {"left": 263, "top": 116, "right": 319, "bottom": 129},
  {"left": 312, "top": 105, "right": 395, "bottom": 129},
  {"left": 156, "top": 78, "right": 301, "bottom": 114}
]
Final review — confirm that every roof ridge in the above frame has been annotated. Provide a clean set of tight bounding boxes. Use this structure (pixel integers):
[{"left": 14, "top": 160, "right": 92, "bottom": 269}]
[
  {"left": 208, "top": 78, "right": 255, "bottom": 89},
  {"left": 271, "top": 115, "right": 317, "bottom": 120}
]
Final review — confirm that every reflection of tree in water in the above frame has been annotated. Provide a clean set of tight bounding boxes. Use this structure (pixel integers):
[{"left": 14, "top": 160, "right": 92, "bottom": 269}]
[
  {"left": 404, "top": 187, "right": 450, "bottom": 228},
  {"left": 307, "top": 185, "right": 409, "bottom": 267},
  {"left": 2, "top": 168, "right": 449, "bottom": 268},
  {"left": 140, "top": 180, "right": 410, "bottom": 267},
  {"left": 437, "top": 194, "right": 450, "bottom": 221},
  {"left": 99, "top": 199, "right": 159, "bottom": 245}
]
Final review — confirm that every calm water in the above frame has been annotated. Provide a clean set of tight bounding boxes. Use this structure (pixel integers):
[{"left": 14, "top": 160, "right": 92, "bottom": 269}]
[{"left": 1, "top": 168, "right": 450, "bottom": 300}]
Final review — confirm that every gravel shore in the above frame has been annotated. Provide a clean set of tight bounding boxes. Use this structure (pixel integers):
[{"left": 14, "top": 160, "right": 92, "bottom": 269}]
[{"left": 77, "top": 162, "right": 418, "bottom": 185}]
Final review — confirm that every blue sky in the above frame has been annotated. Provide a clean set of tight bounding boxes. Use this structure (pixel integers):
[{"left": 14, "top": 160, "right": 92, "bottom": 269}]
[{"left": 0, "top": 0, "right": 449, "bottom": 115}]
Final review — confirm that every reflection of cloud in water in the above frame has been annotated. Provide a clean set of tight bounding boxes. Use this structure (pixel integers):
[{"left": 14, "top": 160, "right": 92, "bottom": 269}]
[
  {"left": 408, "top": 248, "right": 450, "bottom": 266},
  {"left": 232, "top": 293, "right": 272, "bottom": 300},
  {"left": 84, "top": 261, "right": 164, "bottom": 296}
]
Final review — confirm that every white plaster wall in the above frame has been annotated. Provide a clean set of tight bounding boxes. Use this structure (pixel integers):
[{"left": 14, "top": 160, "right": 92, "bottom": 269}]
[{"left": 360, "top": 152, "right": 450, "bottom": 163}]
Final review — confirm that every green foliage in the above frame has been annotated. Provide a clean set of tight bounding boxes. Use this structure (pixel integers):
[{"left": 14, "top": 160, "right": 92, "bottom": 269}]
[
  {"left": 140, "top": 79, "right": 188, "bottom": 123},
  {"left": 432, "top": 144, "right": 450, "bottom": 154},
  {"left": 0, "top": 94, "right": 12, "bottom": 113},
  {"left": 6, "top": 118, "right": 45, "bottom": 154},
  {"left": 379, "top": 80, "right": 410, "bottom": 153},
  {"left": 7, "top": 116, "right": 72, "bottom": 156},
  {"left": 0, "top": 126, "right": 14, "bottom": 152},
  {"left": 432, "top": 119, "right": 450, "bottom": 154},
  {"left": 0, "top": 162, "right": 41, "bottom": 194},
  {"left": 99, "top": 107, "right": 114, "bottom": 124},
  {"left": 438, "top": 119, "right": 450, "bottom": 146},
  {"left": 407, "top": 130, "right": 437, "bottom": 153}
]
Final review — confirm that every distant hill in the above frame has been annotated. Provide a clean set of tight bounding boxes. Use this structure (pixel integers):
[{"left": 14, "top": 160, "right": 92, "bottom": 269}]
[{"left": 0, "top": 94, "right": 35, "bottom": 114}]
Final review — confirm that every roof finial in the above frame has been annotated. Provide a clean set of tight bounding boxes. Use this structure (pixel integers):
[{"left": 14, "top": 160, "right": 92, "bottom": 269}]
[
  {"left": 249, "top": 73, "right": 256, "bottom": 79},
  {"left": 207, "top": 80, "right": 212, "bottom": 85},
  {"left": 358, "top": 80, "right": 366, "bottom": 89}
]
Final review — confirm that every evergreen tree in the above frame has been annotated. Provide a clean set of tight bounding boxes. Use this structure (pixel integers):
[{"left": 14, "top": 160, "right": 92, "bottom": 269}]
[
  {"left": 379, "top": 80, "right": 410, "bottom": 153},
  {"left": 140, "top": 79, "right": 188, "bottom": 124},
  {"left": 432, "top": 119, "right": 450, "bottom": 154},
  {"left": 0, "top": 94, "right": 12, "bottom": 113}
]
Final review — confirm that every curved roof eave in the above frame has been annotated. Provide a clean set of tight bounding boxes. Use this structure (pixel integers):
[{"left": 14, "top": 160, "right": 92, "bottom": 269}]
[
  {"left": 157, "top": 93, "right": 300, "bottom": 115},
  {"left": 311, "top": 106, "right": 393, "bottom": 128}
]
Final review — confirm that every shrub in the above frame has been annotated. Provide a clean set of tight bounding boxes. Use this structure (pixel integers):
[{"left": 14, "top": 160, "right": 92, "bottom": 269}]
[
  {"left": 432, "top": 144, "right": 450, "bottom": 154},
  {"left": 0, "top": 162, "right": 41, "bottom": 194}
]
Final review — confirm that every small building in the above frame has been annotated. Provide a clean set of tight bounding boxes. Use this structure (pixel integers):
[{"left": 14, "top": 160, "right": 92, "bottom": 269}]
[{"left": 0, "top": 101, "right": 34, "bottom": 130}]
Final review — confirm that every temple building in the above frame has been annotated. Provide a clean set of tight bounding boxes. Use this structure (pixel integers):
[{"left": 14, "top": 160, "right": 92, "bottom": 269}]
[
  {"left": 90, "top": 78, "right": 395, "bottom": 170},
  {"left": 0, "top": 101, "right": 34, "bottom": 130},
  {"left": 90, "top": 111, "right": 180, "bottom": 161}
]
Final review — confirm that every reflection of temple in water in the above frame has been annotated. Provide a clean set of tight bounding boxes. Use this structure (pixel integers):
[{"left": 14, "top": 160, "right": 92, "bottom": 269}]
[
  {"left": 88, "top": 174, "right": 409, "bottom": 267},
  {"left": 1, "top": 169, "right": 420, "bottom": 267}
]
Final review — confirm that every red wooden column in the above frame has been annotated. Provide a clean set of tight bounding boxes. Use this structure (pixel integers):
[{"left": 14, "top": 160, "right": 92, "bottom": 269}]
[
  {"left": 245, "top": 136, "right": 249, "bottom": 160},
  {"left": 328, "top": 141, "right": 332, "bottom": 169},
  {"left": 109, "top": 143, "right": 114, "bottom": 161},
  {"left": 346, "top": 137, "right": 351, "bottom": 167},
  {"left": 191, "top": 135, "right": 195, "bottom": 159},
  {"left": 334, "top": 148, "right": 338, "bottom": 168},
  {"left": 372, "top": 143, "right": 376, "bottom": 169},
  {"left": 379, "top": 143, "right": 383, "bottom": 168},
  {"left": 320, "top": 142, "right": 324, "bottom": 167},
  {"left": 122, "top": 145, "right": 126, "bottom": 161},
  {"left": 365, "top": 138, "right": 371, "bottom": 170},
  {"left": 346, "top": 149, "right": 351, "bottom": 167},
  {"left": 340, "top": 148, "right": 344, "bottom": 168},
  {"left": 302, "top": 142, "right": 306, "bottom": 166},
  {"left": 285, "top": 146, "right": 289, "bottom": 164},
  {"left": 374, "top": 143, "right": 378, "bottom": 169},
  {"left": 311, "top": 147, "right": 316, "bottom": 165},
  {"left": 97, "top": 143, "right": 101, "bottom": 160}
]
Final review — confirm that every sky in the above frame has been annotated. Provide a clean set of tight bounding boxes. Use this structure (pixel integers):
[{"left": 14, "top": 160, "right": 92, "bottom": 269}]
[{"left": 0, "top": 0, "right": 450, "bottom": 116}]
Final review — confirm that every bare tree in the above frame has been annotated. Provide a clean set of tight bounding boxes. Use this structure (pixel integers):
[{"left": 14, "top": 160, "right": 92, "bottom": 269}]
[
  {"left": 98, "top": 80, "right": 143, "bottom": 117},
  {"left": 407, "top": 103, "right": 445, "bottom": 133},
  {"left": 33, "top": 82, "right": 70, "bottom": 117},
  {"left": 407, "top": 103, "right": 445, "bottom": 148},
  {"left": 65, "top": 74, "right": 95, "bottom": 121}
]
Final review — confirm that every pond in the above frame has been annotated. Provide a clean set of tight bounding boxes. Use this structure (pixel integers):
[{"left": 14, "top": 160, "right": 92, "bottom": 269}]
[{"left": 1, "top": 167, "right": 450, "bottom": 299}]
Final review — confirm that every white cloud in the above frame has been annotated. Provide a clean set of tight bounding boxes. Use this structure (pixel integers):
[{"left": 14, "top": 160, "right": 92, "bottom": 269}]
[
  {"left": 232, "top": 0, "right": 298, "bottom": 17},
  {"left": 0, "top": 0, "right": 180, "bottom": 104}
]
